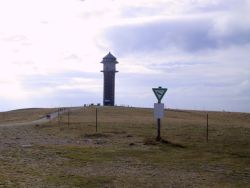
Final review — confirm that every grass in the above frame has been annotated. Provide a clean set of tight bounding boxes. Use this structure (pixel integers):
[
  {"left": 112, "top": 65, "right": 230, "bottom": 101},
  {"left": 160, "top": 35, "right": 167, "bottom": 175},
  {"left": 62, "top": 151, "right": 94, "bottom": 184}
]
[
  {"left": 0, "top": 106, "right": 249, "bottom": 187},
  {"left": 83, "top": 133, "right": 111, "bottom": 138},
  {"left": 46, "top": 175, "right": 113, "bottom": 188},
  {"left": 0, "top": 108, "right": 56, "bottom": 124}
]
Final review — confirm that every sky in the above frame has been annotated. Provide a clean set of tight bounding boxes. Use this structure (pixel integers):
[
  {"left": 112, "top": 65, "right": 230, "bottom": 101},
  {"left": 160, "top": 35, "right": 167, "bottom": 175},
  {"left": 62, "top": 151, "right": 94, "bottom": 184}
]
[{"left": 0, "top": 0, "right": 250, "bottom": 112}]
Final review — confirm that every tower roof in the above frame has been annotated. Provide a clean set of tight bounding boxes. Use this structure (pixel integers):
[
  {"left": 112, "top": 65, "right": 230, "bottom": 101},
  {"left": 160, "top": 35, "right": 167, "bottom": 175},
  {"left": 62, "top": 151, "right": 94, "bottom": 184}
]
[
  {"left": 103, "top": 52, "right": 116, "bottom": 60},
  {"left": 101, "top": 52, "right": 118, "bottom": 64}
]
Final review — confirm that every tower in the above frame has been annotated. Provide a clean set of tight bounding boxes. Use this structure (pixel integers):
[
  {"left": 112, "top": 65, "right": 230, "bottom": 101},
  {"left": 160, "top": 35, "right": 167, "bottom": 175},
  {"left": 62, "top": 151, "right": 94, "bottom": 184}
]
[{"left": 101, "top": 52, "right": 118, "bottom": 106}]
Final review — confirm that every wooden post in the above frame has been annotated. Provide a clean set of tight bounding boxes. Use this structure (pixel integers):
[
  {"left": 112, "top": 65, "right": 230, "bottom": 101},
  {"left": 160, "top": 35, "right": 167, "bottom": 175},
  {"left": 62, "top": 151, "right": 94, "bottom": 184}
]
[
  {"left": 156, "top": 100, "right": 164, "bottom": 141},
  {"left": 95, "top": 108, "right": 98, "bottom": 132},
  {"left": 156, "top": 118, "right": 161, "bottom": 141},
  {"left": 68, "top": 109, "right": 70, "bottom": 128},
  {"left": 58, "top": 108, "right": 60, "bottom": 126},
  {"left": 206, "top": 113, "right": 208, "bottom": 143}
]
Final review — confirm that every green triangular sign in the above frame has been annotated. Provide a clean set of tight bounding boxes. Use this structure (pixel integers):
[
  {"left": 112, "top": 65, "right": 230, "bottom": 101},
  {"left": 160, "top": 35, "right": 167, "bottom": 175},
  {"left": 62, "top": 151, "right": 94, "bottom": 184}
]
[{"left": 152, "top": 87, "right": 168, "bottom": 103}]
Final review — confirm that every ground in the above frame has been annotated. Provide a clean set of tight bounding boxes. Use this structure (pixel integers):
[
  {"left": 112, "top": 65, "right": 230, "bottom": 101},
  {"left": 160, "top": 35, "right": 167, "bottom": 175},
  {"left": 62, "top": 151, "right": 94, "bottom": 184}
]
[{"left": 0, "top": 107, "right": 249, "bottom": 187}]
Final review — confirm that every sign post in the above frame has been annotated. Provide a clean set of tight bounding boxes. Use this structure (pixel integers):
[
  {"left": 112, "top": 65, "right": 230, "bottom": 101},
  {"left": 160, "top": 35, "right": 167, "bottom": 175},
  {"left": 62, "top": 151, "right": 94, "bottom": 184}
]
[{"left": 152, "top": 86, "right": 168, "bottom": 141}]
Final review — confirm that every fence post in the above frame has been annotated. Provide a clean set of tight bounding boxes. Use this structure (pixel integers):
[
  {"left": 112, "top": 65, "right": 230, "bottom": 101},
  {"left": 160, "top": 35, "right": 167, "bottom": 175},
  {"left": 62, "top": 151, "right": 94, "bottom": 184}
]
[
  {"left": 96, "top": 108, "right": 98, "bottom": 132},
  {"left": 58, "top": 108, "right": 60, "bottom": 126},
  {"left": 68, "top": 109, "right": 70, "bottom": 128},
  {"left": 206, "top": 113, "right": 208, "bottom": 143}
]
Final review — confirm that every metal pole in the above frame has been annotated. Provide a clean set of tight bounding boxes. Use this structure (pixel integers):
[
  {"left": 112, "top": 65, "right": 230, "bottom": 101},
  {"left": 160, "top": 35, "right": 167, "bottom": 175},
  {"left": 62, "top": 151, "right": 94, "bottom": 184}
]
[
  {"left": 206, "top": 113, "right": 208, "bottom": 143},
  {"left": 96, "top": 108, "right": 98, "bottom": 132}
]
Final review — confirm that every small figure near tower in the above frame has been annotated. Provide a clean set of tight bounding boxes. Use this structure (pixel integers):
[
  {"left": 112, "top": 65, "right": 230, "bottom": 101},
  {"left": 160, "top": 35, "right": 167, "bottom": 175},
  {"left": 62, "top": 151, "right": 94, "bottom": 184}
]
[{"left": 101, "top": 52, "right": 118, "bottom": 106}]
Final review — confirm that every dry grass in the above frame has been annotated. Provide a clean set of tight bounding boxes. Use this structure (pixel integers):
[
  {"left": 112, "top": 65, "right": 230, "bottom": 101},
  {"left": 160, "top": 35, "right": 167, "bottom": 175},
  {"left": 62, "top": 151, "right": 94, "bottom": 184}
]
[
  {"left": 0, "top": 106, "right": 249, "bottom": 187},
  {"left": 0, "top": 108, "right": 56, "bottom": 124}
]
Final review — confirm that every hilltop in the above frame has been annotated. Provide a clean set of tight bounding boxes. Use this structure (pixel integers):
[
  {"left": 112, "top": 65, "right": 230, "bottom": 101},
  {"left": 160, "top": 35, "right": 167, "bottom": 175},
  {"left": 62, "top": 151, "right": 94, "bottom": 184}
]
[{"left": 0, "top": 106, "right": 249, "bottom": 187}]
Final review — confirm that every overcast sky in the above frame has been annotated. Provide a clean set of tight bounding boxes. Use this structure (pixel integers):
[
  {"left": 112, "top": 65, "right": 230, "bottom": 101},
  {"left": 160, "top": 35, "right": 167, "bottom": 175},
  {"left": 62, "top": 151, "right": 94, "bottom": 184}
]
[{"left": 0, "top": 0, "right": 250, "bottom": 112}]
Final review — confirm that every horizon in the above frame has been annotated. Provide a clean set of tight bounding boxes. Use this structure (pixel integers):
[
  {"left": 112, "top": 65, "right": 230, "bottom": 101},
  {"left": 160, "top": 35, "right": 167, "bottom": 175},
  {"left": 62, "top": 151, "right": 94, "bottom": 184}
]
[
  {"left": 2, "top": 104, "right": 249, "bottom": 114},
  {"left": 0, "top": 0, "right": 250, "bottom": 113}
]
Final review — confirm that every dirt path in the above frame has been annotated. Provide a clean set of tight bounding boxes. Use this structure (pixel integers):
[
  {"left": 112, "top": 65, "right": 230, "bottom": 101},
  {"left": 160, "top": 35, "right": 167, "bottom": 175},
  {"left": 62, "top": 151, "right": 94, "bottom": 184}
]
[{"left": 0, "top": 107, "right": 81, "bottom": 127}]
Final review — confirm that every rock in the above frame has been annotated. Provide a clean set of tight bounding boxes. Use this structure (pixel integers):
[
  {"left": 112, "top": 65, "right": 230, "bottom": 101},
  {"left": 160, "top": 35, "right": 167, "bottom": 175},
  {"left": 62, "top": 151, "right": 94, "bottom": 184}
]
[{"left": 22, "top": 144, "right": 33, "bottom": 148}]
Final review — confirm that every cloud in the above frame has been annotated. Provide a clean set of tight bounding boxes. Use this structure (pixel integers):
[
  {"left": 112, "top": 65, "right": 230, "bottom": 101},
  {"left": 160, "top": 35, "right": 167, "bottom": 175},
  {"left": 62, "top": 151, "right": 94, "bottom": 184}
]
[
  {"left": 64, "top": 54, "right": 82, "bottom": 61},
  {"left": 2, "top": 35, "right": 28, "bottom": 43},
  {"left": 105, "top": 14, "right": 250, "bottom": 56},
  {"left": 22, "top": 71, "right": 102, "bottom": 92},
  {"left": 102, "top": 0, "right": 250, "bottom": 57}
]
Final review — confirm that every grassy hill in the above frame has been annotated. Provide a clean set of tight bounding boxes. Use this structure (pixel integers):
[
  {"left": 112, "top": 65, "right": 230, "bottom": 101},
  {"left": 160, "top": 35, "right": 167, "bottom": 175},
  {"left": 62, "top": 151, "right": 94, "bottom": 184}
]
[
  {"left": 0, "top": 106, "right": 249, "bottom": 187},
  {"left": 0, "top": 108, "right": 56, "bottom": 124}
]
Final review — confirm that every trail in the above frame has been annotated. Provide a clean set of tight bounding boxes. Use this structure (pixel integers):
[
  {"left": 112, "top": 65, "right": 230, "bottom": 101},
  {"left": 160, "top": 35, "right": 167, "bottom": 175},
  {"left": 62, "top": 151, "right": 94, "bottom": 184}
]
[{"left": 0, "top": 107, "right": 81, "bottom": 127}]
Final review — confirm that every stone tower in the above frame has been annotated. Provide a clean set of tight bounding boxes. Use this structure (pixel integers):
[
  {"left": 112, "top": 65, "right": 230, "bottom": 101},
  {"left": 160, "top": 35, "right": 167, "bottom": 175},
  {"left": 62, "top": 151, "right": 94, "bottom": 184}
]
[{"left": 101, "top": 52, "right": 118, "bottom": 106}]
